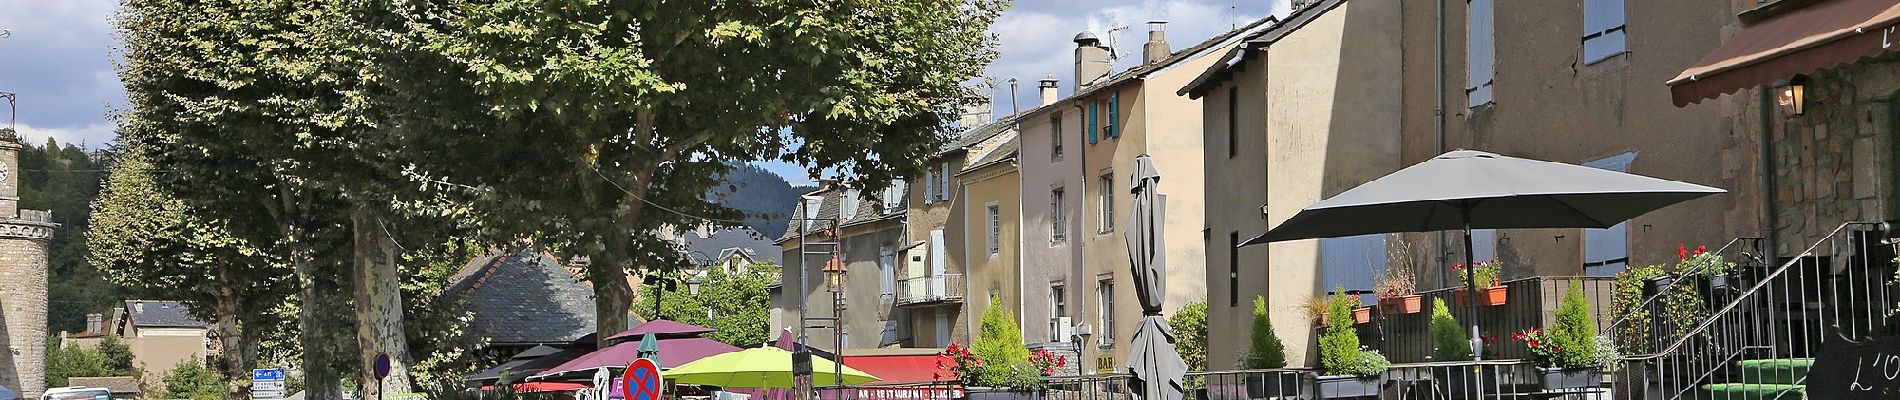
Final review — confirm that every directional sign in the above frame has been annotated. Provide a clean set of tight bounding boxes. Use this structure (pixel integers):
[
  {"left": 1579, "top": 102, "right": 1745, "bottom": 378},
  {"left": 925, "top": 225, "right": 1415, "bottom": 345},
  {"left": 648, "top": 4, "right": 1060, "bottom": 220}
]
[
  {"left": 620, "top": 358, "right": 662, "bottom": 400},
  {"left": 253, "top": 369, "right": 287, "bottom": 400}
]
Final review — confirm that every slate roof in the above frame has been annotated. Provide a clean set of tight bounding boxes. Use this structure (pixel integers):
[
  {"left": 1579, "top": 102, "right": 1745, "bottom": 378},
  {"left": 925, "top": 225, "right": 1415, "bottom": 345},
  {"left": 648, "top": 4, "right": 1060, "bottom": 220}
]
[
  {"left": 65, "top": 377, "right": 140, "bottom": 395},
  {"left": 1180, "top": 0, "right": 1348, "bottom": 98},
  {"left": 938, "top": 117, "right": 1018, "bottom": 157},
  {"left": 776, "top": 183, "right": 906, "bottom": 241},
  {"left": 682, "top": 227, "right": 780, "bottom": 265},
  {"left": 960, "top": 132, "right": 1020, "bottom": 175},
  {"left": 122, "top": 300, "right": 208, "bottom": 328},
  {"left": 1016, "top": 14, "right": 1282, "bottom": 120},
  {"left": 444, "top": 249, "right": 597, "bottom": 346}
]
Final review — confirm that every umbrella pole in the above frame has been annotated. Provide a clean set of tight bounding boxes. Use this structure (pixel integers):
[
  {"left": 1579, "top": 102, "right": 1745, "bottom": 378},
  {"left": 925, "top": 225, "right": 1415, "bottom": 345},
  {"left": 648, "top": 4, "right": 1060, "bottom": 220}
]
[{"left": 1463, "top": 219, "right": 1482, "bottom": 361}]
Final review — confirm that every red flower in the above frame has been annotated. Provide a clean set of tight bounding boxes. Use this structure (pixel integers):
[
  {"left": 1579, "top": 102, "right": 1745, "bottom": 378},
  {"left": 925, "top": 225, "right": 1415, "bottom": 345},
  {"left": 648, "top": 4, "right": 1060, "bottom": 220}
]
[
  {"left": 1696, "top": 245, "right": 1708, "bottom": 256},
  {"left": 1679, "top": 244, "right": 1689, "bottom": 260}
]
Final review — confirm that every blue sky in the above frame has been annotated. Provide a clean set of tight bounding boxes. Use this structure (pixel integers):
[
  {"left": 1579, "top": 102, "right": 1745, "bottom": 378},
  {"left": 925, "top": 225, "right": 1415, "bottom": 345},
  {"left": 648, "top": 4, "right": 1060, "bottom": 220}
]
[{"left": 0, "top": 0, "right": 1288, "bottom": 185}]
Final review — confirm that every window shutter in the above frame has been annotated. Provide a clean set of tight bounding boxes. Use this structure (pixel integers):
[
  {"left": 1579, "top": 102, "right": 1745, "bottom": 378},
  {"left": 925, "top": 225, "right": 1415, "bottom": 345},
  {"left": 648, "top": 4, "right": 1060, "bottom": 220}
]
[
  {"left": 1466, "top": 0, "right": 1495, "bottom": 106},
  {"left": 1087, "top": 100, "right": 1099, "bottom": 144},
  {"left": 1107, "top": 92, "right": 1119, "bottom": 138},
  {"left": 1582, "top": 0, "right": 1627, "bottom": 63}
]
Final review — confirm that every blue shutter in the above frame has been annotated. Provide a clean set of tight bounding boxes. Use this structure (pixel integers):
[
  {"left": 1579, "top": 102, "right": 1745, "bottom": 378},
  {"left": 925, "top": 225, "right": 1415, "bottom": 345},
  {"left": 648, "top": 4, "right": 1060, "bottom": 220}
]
[
  {"left": 1087, "top": 100, "right": 1099, "bottom": 144},
  {"left": 1107, "top": 92, "right": 1119, "bottom": 138}
]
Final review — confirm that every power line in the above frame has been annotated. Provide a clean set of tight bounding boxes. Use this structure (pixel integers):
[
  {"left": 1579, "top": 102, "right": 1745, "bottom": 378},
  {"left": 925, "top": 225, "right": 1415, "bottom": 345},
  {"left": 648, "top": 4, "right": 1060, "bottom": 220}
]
[{"left": 588, "top": 165, "right": 757, "bottom": 225}]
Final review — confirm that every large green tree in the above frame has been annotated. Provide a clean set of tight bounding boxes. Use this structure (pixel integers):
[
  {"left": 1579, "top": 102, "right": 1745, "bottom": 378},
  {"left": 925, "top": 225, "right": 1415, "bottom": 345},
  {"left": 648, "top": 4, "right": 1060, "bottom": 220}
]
[
  {"left": 372, "top": 0, "right": 1008, "bottom": 350},
  {"left": 635, "top": 261, "right": 777, "bottom": 347}
]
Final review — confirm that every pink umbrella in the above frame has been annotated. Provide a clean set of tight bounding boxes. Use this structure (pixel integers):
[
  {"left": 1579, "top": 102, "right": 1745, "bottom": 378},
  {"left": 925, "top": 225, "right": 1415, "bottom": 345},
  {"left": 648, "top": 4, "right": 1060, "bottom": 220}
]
[
  {"left": 607, "top": 319, "right": 715, "bottom": 341},
  {"left": 533, "top": 337, "right": 741, "bottom": 380}
]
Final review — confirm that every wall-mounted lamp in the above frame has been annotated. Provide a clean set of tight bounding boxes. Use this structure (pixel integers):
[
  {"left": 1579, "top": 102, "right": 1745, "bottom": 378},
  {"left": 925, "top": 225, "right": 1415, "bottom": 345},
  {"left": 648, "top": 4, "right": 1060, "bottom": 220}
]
[
  {"left": 823, "top": 255, "right": 847, "bottom": 291},
  {"left": 1776, "top": 76, "right": 1806, "bottom": 117}
]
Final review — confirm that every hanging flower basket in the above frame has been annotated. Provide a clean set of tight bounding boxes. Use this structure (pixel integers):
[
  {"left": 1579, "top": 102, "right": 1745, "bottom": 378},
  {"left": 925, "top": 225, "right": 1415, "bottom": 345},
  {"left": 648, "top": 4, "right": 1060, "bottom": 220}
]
[
  {"left": 1352, "top": 306, "right": 1374, "bottom": 324},
  {"left": 1453, "top": 286, "right": 1508, "bottom": 307},
  {"left": 1378, "top": 294, "right": 1423, "bottom": 315}
]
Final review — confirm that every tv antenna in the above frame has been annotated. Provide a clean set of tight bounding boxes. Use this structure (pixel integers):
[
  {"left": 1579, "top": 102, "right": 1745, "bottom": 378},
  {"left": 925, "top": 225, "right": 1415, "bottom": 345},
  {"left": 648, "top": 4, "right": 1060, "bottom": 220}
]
[{"left": 1104, "top": 24, "right": 1130, "bottom": 62}]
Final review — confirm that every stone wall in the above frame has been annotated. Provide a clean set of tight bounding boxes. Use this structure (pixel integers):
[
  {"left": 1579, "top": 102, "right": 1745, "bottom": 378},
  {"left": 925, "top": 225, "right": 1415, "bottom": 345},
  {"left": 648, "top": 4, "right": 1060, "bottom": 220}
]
[
  {"left": 0, "top": 219, "right": 52, "bottom": 397},
  {"left": 1771, "top": 54, "right": 1900, "bottom": 255}
]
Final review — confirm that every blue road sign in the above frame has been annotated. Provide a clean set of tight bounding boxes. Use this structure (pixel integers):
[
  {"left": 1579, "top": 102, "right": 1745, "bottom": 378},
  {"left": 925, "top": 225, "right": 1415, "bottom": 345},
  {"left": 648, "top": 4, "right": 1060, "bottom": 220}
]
[{"left": 253, "top": 368, "right": 286, "bottom": 381}]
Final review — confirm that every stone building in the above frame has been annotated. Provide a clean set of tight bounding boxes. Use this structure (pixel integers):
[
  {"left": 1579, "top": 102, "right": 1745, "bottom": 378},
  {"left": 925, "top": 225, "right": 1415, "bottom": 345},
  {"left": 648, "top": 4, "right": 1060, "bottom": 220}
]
[{"left": 0, "top": 130, "right": 57, "bottom": 398}]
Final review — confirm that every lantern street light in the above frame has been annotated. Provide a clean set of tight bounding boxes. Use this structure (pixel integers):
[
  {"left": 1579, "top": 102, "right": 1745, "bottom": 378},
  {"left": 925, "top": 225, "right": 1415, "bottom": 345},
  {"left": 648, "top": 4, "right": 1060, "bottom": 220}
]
[{"left": 1776, "top": 75, "right": 1806, "bottom": 117}]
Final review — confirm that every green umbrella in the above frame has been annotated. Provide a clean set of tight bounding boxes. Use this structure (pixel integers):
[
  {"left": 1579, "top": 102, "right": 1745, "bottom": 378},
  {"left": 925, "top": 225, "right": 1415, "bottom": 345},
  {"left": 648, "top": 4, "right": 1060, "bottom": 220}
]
[
  {"left": 637, "top": 333, "right": 660, "bottom": 367},
  {"left": 662, "top": 347, "right": 879, "bottom": 388}
]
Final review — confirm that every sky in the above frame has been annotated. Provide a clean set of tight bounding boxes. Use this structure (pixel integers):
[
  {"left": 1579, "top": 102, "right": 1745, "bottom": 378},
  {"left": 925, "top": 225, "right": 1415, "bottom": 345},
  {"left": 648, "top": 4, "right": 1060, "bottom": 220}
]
[{"left": 0, "top": 0, "right": 1290, "bottom": 185}]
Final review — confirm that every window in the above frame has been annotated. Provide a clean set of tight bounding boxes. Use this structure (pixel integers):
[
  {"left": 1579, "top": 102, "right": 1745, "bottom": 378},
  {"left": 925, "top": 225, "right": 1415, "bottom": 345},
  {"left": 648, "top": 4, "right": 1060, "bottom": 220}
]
[
  {"left": 1097, "top": 279, "right": 1115, "bottom": 345},
  {"left": 1229, "top": 231, "right": 1240, "bottom": 307},
  {"left": 1051, "top": 114, "right": 1064, "bottom": 161},
  {"left": 1051, "top": 188, "right": 1067, "bottom": 243},
  {"left": 923, "top": 168, "right": 938, "bottom": 205},
  {"left": 1227, "top": 86, "right": 1239, "bottom": 158},
  {"left": 1582, "top": 0, "right": 1627, "bottom": 63},
  {"left": 1321, "top": 234, "right": 1388, "bottom": 305},
  {"left": 937, "top": 162, "right": 952, "bottom": 202},
  {"left": 1087, "top": 100, "right": 1099, "bottom": 144},
  {"left": 1050, "top": 283, "right": 1068, "bottom": 342},
  {"left": 882, "top": 181, "right": 907, "bottom": 211},
  {"left": 1106, "top": 92, "right": 1119, "bottom": 138},
  {"left": 1583, "top": 153, "right": 1636, "bottom": 276},
  {"left": 1466, "top": 0, "right": 1495, "bottom": 107},
  {"left": 880, "top": 246, "right": 896, "bottom": 300},
  {"left": 840, "top": 189, "right": 860, "bottom": 220},
  {"left": 985, "top": 202, "right": 1001, "bottom": 257},
  {"left": 1098, "top": 170, "right": 1115, "bottom": 233}
]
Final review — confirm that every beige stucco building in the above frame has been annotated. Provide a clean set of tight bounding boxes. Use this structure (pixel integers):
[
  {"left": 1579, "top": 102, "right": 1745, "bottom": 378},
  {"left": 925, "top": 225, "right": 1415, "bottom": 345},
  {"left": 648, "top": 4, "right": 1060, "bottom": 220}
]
[
  {"left": 1013, "top": 18, "right": 1277, "bottom": 372},
  {"left": 957, "top": 134, "right": 1022, "bottom": 334},
  {"left": 110, "top": 301, "right": 215, "bottom": 383},
  {"left": 1181, "top": 0, "right": 1405, "bottom": 369}
]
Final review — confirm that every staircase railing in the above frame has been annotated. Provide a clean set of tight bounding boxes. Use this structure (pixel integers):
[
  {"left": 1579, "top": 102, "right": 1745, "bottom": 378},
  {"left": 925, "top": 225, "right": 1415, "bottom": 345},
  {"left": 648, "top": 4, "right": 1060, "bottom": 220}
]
[
  {"left": 1603, "top": 237, "right": 1761, "bottom": 356},
  {"left": 1614, "top": 222, "right": 1898, "bottom": 400}
]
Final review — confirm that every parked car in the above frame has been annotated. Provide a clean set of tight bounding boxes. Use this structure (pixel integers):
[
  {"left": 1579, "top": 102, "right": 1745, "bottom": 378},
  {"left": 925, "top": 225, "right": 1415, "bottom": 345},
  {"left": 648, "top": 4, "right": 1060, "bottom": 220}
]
[{"left": 40, "top": 387, "right": 109, "bottom": 400}]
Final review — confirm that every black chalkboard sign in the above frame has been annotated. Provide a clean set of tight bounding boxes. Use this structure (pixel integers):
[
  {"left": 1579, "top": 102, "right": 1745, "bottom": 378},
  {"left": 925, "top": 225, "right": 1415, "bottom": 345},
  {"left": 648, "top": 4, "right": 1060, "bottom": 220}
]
[{"left": 1808, "top": 334, "right": 1900, "bottom": 399}]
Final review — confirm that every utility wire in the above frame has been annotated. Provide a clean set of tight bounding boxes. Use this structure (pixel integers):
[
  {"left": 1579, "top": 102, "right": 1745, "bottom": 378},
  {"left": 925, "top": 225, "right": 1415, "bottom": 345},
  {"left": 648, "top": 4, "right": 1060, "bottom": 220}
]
[{"left": 589, "top": 165, "right": 758, "bottom": 225}]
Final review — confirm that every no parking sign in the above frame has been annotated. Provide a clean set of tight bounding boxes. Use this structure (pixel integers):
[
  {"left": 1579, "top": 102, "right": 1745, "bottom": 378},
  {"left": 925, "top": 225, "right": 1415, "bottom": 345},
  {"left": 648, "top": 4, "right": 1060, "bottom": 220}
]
[{"left": 620, "top": 358, "right": 662, "bottom": 400}]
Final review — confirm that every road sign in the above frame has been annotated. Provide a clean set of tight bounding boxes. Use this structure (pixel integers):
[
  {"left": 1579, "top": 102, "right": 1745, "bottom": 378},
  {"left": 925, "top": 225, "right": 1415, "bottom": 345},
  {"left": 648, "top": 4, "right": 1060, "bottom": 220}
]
[
  {"left": 374, "top": 353, "right": 393, "bottom": 379},
  {"left": 620, "top": 358, "right": 662, "bottom": 400},
  {"left": 253, "top": 369, "right": 287, "bottom": 400}
]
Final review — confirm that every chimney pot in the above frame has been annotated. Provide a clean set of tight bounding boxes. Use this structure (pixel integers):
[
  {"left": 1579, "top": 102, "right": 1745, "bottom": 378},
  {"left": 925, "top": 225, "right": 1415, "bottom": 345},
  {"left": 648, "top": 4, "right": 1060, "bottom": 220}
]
[
  {"left": 1143, "top": 21, "right": 1171, "bottom": 65},
  {"left": 1038, "top": 76, "right": 1060, "bottom": 106},
  {"left": 1073, "top": 31, "right": 1112, "bottom": 90}
]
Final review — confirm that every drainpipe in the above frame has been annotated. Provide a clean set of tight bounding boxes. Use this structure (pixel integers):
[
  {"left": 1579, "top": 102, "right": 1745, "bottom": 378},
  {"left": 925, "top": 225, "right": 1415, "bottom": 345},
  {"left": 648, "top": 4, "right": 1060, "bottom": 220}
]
[
  {"left": 1074, "top": 100, "right": 1091, "bottom": 371},
  {"left": 1757, "top": 86, "right": 1779, "bottom": 269},
  {"left": 1434, "top": 0, "right": 1450, "bottom": 289}
]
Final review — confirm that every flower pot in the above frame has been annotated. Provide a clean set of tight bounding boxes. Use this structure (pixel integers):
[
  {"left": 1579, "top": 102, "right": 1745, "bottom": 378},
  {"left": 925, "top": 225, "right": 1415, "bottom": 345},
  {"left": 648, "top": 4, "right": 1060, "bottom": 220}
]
[
  {"left": 1453, "top": 289, "right": 1471, "bottom": 307},
  {"left": 1644, "top": 276, "right": 1673, "bottom": 298},
  {"left": 1709, "top": 273, "right": 1730, "bottom": 292},
  {"left": 1313, "top": 373, "right": 1384, "bottom": 399},
  {"left": 1430, "top": 364, "right": 1499, "bottom": 399},
  {"left": 1352, "top": 306, "right": 1373, "bottom": 324},
  {"left": 1378, "top": 295, "right": 1423, "bottom": 315},
  {"left": 1536, "top": 367, "right": 1600, "bottom": 391},
  {"left": 1245, "top": 372, "right": 1300, "bottom": 398},
  {"left": 963, "top": 386, "right": 1043, "bottom": 400},
  {"left": 1479, "top": 285, "right": 1508, "bottom": 306}
]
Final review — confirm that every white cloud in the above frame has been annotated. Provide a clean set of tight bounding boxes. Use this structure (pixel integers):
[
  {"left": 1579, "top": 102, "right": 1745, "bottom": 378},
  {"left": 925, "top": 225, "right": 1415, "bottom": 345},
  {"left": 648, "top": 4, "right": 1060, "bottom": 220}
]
[{"left": 11, "top": 122, "right": 114, "bottom": 148}]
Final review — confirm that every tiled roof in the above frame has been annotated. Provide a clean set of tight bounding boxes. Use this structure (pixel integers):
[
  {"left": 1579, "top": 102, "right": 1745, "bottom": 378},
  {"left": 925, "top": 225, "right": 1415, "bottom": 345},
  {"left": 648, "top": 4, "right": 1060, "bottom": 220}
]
[
  {"left": 962, "top": 132, "right": 1020, "bottom": 174},
  {"left": 445, "top": 250, "right": 597, "bottom": 345},
  {"left": 122, "top": 300, "right": 208, "bottom": 328}
]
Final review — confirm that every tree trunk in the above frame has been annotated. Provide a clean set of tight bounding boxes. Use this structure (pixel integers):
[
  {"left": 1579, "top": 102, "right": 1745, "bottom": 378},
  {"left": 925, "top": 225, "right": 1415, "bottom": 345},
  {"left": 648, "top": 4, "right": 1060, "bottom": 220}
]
[
  {"left": 589, "top": 243, "right": 633, "bottom": 350},
  {"left": 352, "top": 206, "right": 413, "bottom": 397},
  {"left": 292, "top": 242, "right": 344, "bottom": 400},
  {"left": 211, "top": 265, "right": 249, "bottom": 400}
]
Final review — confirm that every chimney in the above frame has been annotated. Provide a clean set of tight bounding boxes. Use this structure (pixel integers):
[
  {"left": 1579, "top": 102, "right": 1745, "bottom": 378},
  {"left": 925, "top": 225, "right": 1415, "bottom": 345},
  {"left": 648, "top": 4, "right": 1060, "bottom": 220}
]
[
  {"left": 958, "top": 98, "right": 993, "bottom": 129},
  {"left": 1072, "top": 31, "right": 1112, "bottom": 90},
  {"left": 85, "top": 313, "right": 102, "bottom": 335},
  {"left": 1143, "top": 21, "right": 1171, "bottom": 65},
  {"left": 134, "top": 300, "right": 144, "bottom": 314},
  {"left": 1038, "top": 76, "right": 1060, "bottom": 106}
]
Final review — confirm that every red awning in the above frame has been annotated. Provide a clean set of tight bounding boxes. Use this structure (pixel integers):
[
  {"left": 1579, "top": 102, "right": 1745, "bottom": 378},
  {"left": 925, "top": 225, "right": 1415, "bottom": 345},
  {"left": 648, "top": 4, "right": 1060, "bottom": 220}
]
[
  {"left": 1668, "top": 0, "right": 1900, "bottom": 106},
  {"left": 841, "top": 353, "right": 947, "bottom": 384}
]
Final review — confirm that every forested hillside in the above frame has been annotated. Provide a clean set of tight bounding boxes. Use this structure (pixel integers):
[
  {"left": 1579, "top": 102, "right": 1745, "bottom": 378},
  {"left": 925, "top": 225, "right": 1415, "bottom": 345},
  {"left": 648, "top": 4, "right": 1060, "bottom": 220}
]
[{"left": 711, "top": 164, "right": 813, "bottom": 238}]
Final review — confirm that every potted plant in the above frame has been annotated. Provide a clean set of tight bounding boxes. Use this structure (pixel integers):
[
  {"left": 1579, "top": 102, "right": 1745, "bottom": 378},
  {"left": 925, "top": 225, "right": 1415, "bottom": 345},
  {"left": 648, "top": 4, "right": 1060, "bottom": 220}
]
[
  {"left": 1240, "top": 296, "right": 1294, "bottom": 399},
  {"left": 1513, "top": 281, "right": 1603, "bottom": 391},
  {"left": 1680, "top": 244, "right": 1737, "bottom": 292},
  {"left": 1426, "top": 298, "right": 1497, "bottom": 397},
  {"left": 1375, "top": 266, "right": 1421, "bottom": 315},
  {"left": 1352, "top": 305, "right": 1374, "bottom": 325},
  {"left": 1315, "top": 287, "right": 1388, "bottom": 399},
  {"left": 944, "top": 303, "right": 1050, "bottom": 400},
  {"left": 1304, "top": 295, "right": 1332, "bottom": 326},
  {"left": 1452, "top": 260, "right": 1506, "bottom": 306}
]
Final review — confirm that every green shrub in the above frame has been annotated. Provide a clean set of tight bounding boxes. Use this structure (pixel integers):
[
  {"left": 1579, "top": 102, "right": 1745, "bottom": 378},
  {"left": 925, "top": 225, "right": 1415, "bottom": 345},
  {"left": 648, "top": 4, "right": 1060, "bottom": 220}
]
[
  {"left": 1170, "top": 299, "right": 1209, "bottom": 373},
  {"left": 971, "top": 302, "right": 1032, "bottom": 387},
  {"left": 1318, "top": 287, "right": 1364, "bottom": 376},
  {"left": 1550, "top": 280, "right": 1599, "bottom": 368},
  {"left": 162, "top": 360, "right": 230, "bottom": 400},
  {"left": 1429, "top": 298, "right": 1471, "bottom": 361},
  {"left": 1243, "top": 296, "right": 1287, "bottom": 369}
]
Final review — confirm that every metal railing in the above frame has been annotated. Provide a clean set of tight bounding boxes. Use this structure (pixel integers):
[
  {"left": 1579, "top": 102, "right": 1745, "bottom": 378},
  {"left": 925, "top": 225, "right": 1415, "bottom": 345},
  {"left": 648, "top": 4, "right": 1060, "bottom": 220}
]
[
  {"left": 1603, "top": 237, "right": 1763, "bottom": 357},
  {"left": 1043, "top": 373, "right": 1133, "bottom": 400},
  {"left": 847, "top": 380, "right": 963, "bottom": 400},
  {"left": 1374, "top": 276, "right": 1617, "bottom": 363},
  {"left": 895, "top": 274, "right": 966, "bottom": 306},
  {"left": 1615, "top": 222, "right": 1898, "bottom": 400}
]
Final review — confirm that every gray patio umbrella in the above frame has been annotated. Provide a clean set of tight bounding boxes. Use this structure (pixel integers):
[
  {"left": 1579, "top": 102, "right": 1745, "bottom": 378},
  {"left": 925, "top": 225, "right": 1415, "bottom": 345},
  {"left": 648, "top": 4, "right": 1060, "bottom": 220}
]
[
  {"left": 1124, "top": 154, "right": 1186, "bottom": 400},
  {"left": 1241, "top": 150, "right": 1724, "bottom": 358}
]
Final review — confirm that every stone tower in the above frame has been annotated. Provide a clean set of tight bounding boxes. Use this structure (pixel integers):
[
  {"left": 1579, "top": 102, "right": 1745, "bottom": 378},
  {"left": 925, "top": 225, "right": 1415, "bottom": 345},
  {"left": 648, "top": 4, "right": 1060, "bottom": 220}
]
[{"left": 0, "top": 127, "right": 54, "bottom": 398}]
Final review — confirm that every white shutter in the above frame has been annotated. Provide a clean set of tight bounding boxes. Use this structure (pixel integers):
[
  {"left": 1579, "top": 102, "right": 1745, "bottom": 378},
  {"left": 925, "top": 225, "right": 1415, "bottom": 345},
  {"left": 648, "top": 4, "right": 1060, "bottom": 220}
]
[
  {"left": 1466, "top": 0, "right": 1495, "bottom": 106},
  {"left": 1582, "top": 0, "right": 1627, "bottom": 63}
]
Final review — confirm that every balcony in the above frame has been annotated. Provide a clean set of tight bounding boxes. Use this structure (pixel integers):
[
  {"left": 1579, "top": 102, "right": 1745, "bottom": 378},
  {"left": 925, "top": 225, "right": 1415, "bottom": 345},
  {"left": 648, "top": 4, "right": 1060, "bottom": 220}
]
[{"left": 895, "top": 274, "right": 965, "bottom": 306}]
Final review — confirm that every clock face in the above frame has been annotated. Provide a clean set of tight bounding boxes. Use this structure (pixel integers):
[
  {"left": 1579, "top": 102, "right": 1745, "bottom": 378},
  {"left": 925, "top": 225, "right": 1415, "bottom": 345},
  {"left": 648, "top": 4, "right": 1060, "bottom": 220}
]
[{"left": 1, "top": 161, "right": 10, "bottom": 182}]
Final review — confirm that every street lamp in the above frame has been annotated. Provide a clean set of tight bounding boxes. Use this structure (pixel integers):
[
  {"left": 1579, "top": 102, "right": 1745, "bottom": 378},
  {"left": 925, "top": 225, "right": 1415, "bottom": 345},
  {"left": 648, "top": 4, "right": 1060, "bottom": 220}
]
[
  {"left": 1776, "top": 76, "right": 1806, "bottom": 117},
  {"left": 822, "top": 254, "right": 846, "bottom": 399},
  {"left": 824, "top": 255, "right": 848, "bottom": 291}
]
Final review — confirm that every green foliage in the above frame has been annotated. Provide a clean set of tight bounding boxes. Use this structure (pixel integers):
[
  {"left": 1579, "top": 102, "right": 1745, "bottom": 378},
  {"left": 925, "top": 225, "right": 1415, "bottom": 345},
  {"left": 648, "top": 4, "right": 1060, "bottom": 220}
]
[
  {"left": 44, "top": 336, "right": 138, "bottom": 387},
  {"left": 971, "top": 302, "right": 1033, "bottom": 388},
  {"left": 161, "top": 360, "right": 230, "bottom": 400},
  {"left": 1169, "top": 299, "right": 1208, "bottom": 372},
  {"left": 22, "top": 140, "right": 119, "bottom": 334},
  {"left": 1550, "top": 280, "right": 1599, "bottom": 368},
  {"left": 635, "top": 262, "right": 778, "bottom": 347},
  {"left": 1430, "top": 298, "right": 1472, "bottom": 361},
  {"left": 1609, "top": 265, "right": 1663, "bottom": 348},
  {"left": 1243, "top": 296, "right": 1287, "bottom": 369},
  {"left": 1318, "top": 287, "right": 1363, "bottom": 376}
]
